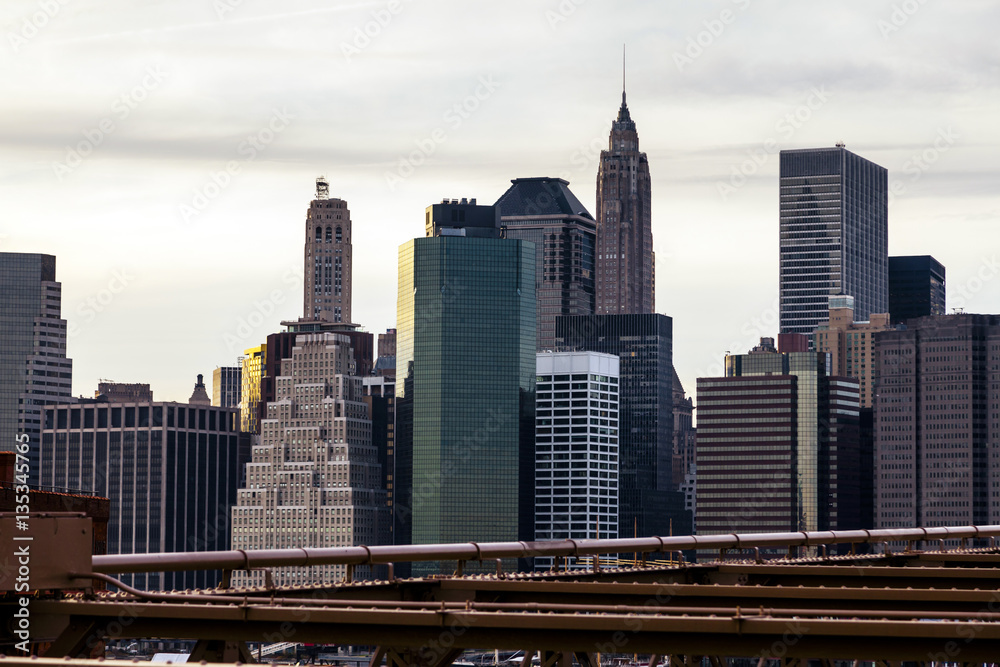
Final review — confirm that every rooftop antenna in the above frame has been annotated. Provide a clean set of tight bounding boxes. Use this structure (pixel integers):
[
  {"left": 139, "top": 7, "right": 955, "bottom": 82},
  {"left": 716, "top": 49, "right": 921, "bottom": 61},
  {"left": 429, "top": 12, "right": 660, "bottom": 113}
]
[
  {"left": 316, "top": 175, "right": 330, "bottom": 200},
  {"left": 835, "top": 141, "right": 846, "bottom": 148},
  {"left": 622, "top": 43, "right": 626, "bottom": 105}
]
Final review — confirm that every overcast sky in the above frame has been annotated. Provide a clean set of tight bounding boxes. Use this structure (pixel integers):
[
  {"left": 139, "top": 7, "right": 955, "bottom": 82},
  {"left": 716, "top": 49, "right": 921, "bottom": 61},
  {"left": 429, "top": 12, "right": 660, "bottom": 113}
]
[{"left": 2, "top": 0, "right": 998, "bottom": 403}]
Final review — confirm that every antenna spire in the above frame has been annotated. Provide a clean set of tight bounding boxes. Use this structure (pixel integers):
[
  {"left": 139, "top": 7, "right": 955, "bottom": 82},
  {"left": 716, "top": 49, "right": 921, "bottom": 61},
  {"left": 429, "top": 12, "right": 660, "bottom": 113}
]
[{"left": 622, "top": 44, "right": 626, "bottom": 106}]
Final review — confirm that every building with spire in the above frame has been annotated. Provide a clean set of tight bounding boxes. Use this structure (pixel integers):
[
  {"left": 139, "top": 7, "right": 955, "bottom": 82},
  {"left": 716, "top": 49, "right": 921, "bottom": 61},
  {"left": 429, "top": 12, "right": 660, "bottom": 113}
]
[
  {"left": 595, "top": 74, "right": 654, "bottom": 315},
  {"left": 305, "top": 176, "right": 353, "bottom": 324}
]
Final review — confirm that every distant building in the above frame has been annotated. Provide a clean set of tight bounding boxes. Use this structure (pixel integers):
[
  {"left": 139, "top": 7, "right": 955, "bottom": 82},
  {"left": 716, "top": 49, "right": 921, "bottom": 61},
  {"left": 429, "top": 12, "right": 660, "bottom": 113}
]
[
  {"left": 555, "top": 313, "right": 687, "bottom": 539},
  {"left": 304, "top": 176, "right": 353, "bottom": 323},
  {"left": 96, "top": 382, "right": 152, "bottom": 402},
  {"left": 375, "top": 328, "right": 396, "bottom": 377},
  {"left": 874, "top": 314, "right": 1000, "bottom": 529},
  {"left": 696, "top": 337, "right": 862, "bottom": 535},
  {"left": 535, "top": 351, "right": 619, "bottom": 569},
  {"left": 813, "top": 294, "right": 896, "bottom": 408},
  {"left": 888, "top": 255, "right": 946, "bottom": 324},
  {"left": 596, "top": 88, "right": 654, "bottom": 315},
  {"left": 395, "top": 199, "right": 536, "bottom": 572},
  {"left": 232, "top": 333, "right": 385, "bottom": 586},
  {"left": 496, "top": 177, "right": 596, "bottom": 351},
  {"left": 363, "top": 375, "right": 395, "bottom": 545},
  {"left": 0, "top": 253, "right": 73, "bottom": 484},
  {"left": 39, "top": 380, "right": 243, "bottom": 590},
  {"left": 240, "top": 345, "right": 266, "bottom": 434},
  {"left": 671, "top": 369, "right": 696, "bottom": 491},
  {"left": 212, "top": 366, "right": 241, "bottom": 408},
  {"left": 779, "top": 146, "right": 888, "bottom": 338},
  {"left": 188, "top": 374, "right": 211, "bottom": 406}
]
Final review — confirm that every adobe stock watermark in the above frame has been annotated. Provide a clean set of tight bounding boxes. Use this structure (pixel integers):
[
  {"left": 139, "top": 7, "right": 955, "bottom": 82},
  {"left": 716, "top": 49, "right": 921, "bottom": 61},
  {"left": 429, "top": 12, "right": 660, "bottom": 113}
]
[
  {"left": 340, "top": 0, "right": 414, "bottom": 62},
  {"left": 716, "top": 85, "right": 832, "bottom": 201},
  {"left": 179, "top": 107, "right": 295, "bottom": 223},
  {"left": 887, "top": 126, "right": 958, "bottom": 206},
  {"left": 383, "top": 75, "right": 500, "bottom": 191},
  {"left": 67, "top": 269, "right": 136, "bottom": 339},
  {"left": 556, "top": 118, "right": 612, "bottom": 185},
  {"left": 7, "top": 0, "right": 70, "bottom": 52},
  {"left": 52, "top": 66, "right": 168, "bottom": 182},
  {"left": 673, "top": 0, "right": 752, "bottom": 72},
  {"left": 223, "top": 265, "right": 303, "bottom": 353},
  {"left": 544, "top": 0, "right": 588, "bottom": 30},
  {"left": 877, "top": 0, "right": 931, "bottom": 38}
]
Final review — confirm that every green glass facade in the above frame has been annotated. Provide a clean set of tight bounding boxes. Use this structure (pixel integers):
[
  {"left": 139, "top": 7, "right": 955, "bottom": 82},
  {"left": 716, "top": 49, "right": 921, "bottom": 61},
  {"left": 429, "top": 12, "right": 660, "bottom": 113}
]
[{"left": 395, "top": 235, "right": 536, "bottom": 563}]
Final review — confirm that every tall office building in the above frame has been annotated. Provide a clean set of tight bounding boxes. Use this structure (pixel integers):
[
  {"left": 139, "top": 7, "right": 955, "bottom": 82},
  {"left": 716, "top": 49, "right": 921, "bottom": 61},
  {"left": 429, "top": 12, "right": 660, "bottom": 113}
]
[
  {"left": 555, "top": 314, "right": 686, "bottom": 538},
  {"left": 39, "top": 383, "right": 243, "bottom": 590},
  {"left": 874, "top": 314, "right": 1000, "bottom": 528},
  {"left": 304, "top": 176, "right": 352, "bottom": 324},
  {"left": 0, "top": 253, "right": 73, "bottom": 484},
  {"left": 535, "top": 351, "right": 619, "bottom": 569},
  {"left": 496, "top": 177, "right": 596, "bottom": 351},
  {"left": 696, "top": 337, "right": 862, "bottom": 535},
  {"left": 232, "top": 332, "right": 385, "bottom": 586},
  {"left": 814, "top": 294, "right": 895, "bottom": 408},
  {"left": 671, "top": 369, "right": 696, "bottom": 491},
  {"left": 779, "top": 146, "right": 888, "bottom": 338},
  {"left": 212, "top": 366, "right": 242, "bottom": 408},
  {"left": 395, "top": 200, "right": 536, "bottom": 570},
  {"left": 595, "top": 87, "right": 654, "bottom": 315},
  {"left": 375, "top": 328, "right": 396, "bottom": 377},
  {"left": 240, "top": 344, "right": 266, "bottom": 434},
  {"left": 888, "top": 255, "right": 946, "bottom": 324},
  {"left": 363, "top": 375, "right": 395, "bottom": 544}
]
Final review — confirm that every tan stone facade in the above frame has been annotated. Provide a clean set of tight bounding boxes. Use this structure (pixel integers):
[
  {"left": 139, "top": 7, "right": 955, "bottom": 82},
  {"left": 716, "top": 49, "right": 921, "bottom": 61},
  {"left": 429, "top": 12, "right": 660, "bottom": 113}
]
[
  {"left": 304, "top": 179, "right": 352, "bottom": 324},
  {"left": 814, "top": 298, "right": 893, "bottom": 408}
]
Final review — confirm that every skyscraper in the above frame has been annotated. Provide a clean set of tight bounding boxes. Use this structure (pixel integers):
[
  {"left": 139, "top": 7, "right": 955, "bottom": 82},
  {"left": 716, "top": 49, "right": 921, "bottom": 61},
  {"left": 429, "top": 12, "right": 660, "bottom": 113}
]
[
  {"left": 304, "top": 176, "right": 352, "bottom": 323},
  {"left": 0, "top": 253, "right": 73, "bottom": 484},
  {"left": 555, "top": 313, "right": 685, "bottom": 538},
  {"left": 496, "top": 177, "right": 596, "bottom": 351},
  {"left": 888, "top": 255, "right": 946, "bottom": 324},
  {"left": 232, "top": 332, "right": 385, "bottom": 586},
  {"left": 779, "top": 146, "right": 888, "bottom": 338},
  {"left": 874, "top": 314, "right": 1000, "bottom": 529},
  {"left": 212, "top": 366, "right": 242, "bottom": 408},
  {"left": 240, "top": 344, "right": 265, "bottom": 434},
  {"left": 595, "top": 86, "right": 654, "bottom": 315},
  {"left": 395, "top": 199, "right": 536, "bottom": 570}
]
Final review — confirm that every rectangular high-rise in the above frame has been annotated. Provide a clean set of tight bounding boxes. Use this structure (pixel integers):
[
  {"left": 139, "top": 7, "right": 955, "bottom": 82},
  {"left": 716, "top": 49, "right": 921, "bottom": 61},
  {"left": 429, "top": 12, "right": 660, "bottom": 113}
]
[
  {"left": 779, "top": 146, "right": 888, "bottom": 338},
  {"left": 496, "top": 177, "right": 596, "bottom": 351},
  {"left": 555, "top": 313, "right": 686, "bottom": 538},
  {"left": 874, "top": 314, "right": 1000, "bottom": 529},
  {"left": 535, "top": 351, "right": 619, "bottom": 569},
  {"left": 305, "top": 177, "right": 352, "bottom": 323},
  {"left": 395, "top": 200, "right": 536, "bottom": 571},
  {"left": 888, "top": 255, "right": 946, "bottom": 324},
  {"left": 212, "top": 366, "right": 242, "bottom": 408},
  {"left": 0, "top": 253, "right": 73, "bottom": 484}
]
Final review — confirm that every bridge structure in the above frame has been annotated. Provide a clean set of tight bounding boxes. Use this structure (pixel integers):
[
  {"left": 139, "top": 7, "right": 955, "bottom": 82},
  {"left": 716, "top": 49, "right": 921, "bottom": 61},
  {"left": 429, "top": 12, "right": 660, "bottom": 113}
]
[{"left": 6, "top": 516, "right": 1000, "bottom": 666}]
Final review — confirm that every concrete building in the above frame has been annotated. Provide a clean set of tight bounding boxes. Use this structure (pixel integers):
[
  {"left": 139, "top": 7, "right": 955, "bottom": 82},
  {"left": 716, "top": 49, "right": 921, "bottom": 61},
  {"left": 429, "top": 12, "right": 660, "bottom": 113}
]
[
  {"left": 696, "top": 337, "right": 862, "bottom": 536},
  {"left": 0, "top": 253, "right": 73, "bottom": 484},
  {"left": 779, "top": 146, "right": 888, "bottom": 338},
  {"left": 304, "top": 176, "right": 352, "bottom": 324},
  {"left": 496, "top": 177, "right": 596, "bottom": 351},
  {"left": 232, "top": 332, "right": 385, "bottom": 586},
  {"left": 38, "top": 382, "right": 243, "bottom": 590},
  {"left": 596, "top": 89, "right": 654, "bottom": 315},
  {"left": 212, "top": 366, "right": 242, "bottom": 408},
  {"left": 555, "top": 313, "right": 687, "bottom": 539},
  {"left": 534, "top": 351, "right": 619, "bottom": 569},
  {"left": 814, "top": 294, "right": 896, "bottom": 408},
  {"left": 874, "top": 314, "right": 1000, "bottom": 529},
  {"left": 96, "top": 382, "right": 152, "bottom": 402},
  {"left": 395, "top": 199, "right": 536, "bottom": 572},
  {"left": 888, "top": 255, "right": 946, "bottom": 324}
]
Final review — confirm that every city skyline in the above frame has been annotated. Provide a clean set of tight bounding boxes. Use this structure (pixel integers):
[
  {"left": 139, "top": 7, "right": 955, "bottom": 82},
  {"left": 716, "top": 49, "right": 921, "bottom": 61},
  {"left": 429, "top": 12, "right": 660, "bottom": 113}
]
[{"left": 2, "top": 1, "right": 999, "bottom": 403}]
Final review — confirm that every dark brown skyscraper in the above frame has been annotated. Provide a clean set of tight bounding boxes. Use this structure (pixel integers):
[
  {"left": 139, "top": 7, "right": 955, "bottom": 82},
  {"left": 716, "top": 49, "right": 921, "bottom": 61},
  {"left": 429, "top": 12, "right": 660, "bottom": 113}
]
[
  {"left": 304, "top": 176, "right": 352, "bottom": 323},
  {"left": 595, "top": 84, "right": 654, "bottom": 314}
]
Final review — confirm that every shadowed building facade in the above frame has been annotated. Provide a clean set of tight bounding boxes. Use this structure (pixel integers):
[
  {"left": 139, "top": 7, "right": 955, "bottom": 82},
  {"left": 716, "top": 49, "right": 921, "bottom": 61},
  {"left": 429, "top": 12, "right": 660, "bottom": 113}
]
[
  {"left": 395, "top": 200, "right": 536, "bottom": 572},
  {"left": 888, "top": 255, "right": 946, "bottom": 324}
]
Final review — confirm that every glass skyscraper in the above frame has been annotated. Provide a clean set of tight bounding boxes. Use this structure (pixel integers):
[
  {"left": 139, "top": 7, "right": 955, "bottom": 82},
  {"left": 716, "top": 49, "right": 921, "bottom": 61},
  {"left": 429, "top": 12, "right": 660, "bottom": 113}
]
[
  {"left": 888, "top": 255, "right": 946, "bottom": 324},
  {"left": 779, "top": 146, "right": 888, "bottom": 338},
  {"left": 395, "top": 201, "right": 536, "bottom": 571}
]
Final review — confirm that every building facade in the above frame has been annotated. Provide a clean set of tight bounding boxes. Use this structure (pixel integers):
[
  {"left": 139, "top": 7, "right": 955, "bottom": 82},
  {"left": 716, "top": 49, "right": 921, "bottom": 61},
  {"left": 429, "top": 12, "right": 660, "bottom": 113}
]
[
  {"left": 779, "top": 146, "right": 888, "bottom": 338},
  {"left": 240, "top": 344, "right": 266, "bottom": 434},
  {"left": 395, "top": 201, "right": 536, "bottom": 570},
  {"left": 304, "top": 177, "right": 352, "bottom": 323},
  {"left": 595, "top": 91, "right": 654, "bottom": 315},
  {"left": 874, "top": 314, "right": 1000, "bottom": 529},
  {"left": 0, "top": 253, "right": 73, "bottom": 485},
  {"left": 814, "top": 294, "right": 896, "bottom": 408},
  {"left": 232, "top": 332, "right": 385, "bottom": 586},
  {"left": 534, "top": 351, "right": 619, "bottom": 569},
  {"left": 496, "top": 177, "right": 596, "bottom": 351},
  {"left": 888, "top": 255, "right": 946, "bottom": 324},
  {"left": 555, "top": 313, "right": 685, "bottom": 538},
  {"left": 212, "top": 366, "right": 242, "bottom": 408},
  {"left": 38, "top": 389, "right": 242, "bottom": 590}
]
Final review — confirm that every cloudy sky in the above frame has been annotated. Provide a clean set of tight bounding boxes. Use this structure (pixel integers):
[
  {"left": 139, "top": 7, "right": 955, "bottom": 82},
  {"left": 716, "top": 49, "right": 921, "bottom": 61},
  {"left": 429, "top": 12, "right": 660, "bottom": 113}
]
[{"left": 2, "top": 0, "right": 998, "bottom": 403}]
